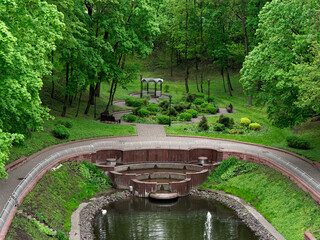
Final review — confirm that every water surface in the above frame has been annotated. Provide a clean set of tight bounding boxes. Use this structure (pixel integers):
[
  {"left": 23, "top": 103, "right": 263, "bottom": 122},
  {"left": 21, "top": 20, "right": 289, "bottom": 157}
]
[{"left": 93, "top": 196, "right": 258, "bottom": 240}]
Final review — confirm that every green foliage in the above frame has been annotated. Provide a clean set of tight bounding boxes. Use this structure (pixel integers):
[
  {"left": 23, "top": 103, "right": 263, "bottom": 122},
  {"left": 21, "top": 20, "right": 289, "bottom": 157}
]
[
  {"left": 186, "top": 94, "right": 196, "bottom": 102},
  {"left": 198, "top": 116, "right": 209, "bottom": 131},
  {"left": 164, "top": 85, "right": 170, "bottom": 93},
  {"left": 157, "top": 115, "right": 170, "bottom": 125},
  {"left": 286, "top": 136, "right": 311, "bottom": 150},
  {"left": 206, "top": 105, "right": 217, "bottom": 114},
  {"left": 185, "top": 109, "right": 198, "bottom": 118},
  {"left": 159, "top": 100, "right": 169, "bottom": 110},
  {"left": 137, "top": 108, "right": 150, "bottom": 118},
  {"left": 168, "top": 107, "right": 178, "bottom": 117},
  {"left": 240, "top": 118, "right": 251, "bottom": 126},
  {"left": 56, "top": 120, "right": 73, "bottom": 129},
  {"left": 173, "top": 103, "right": 186, "bottom": 112},
  {"left": 52, "top": 125, "right": 70, "bottom": 139},
  {"left": 200, "top": 102, "right": 208, "bottom": 108},
  {"left": 142, "top": 94, "right": 151, "bottom": 100},
  {"left": 56, "top": 230, "right": 69, "bottom": 240},
  {"left": 249, "top": 123, "right": 261, "bottom": 131},
  {"left": 240, "top": 0, "right": 319, "bottom": 127},
  {"left": 179, "top": 112, "right": 192, "bottom": 122},
  {"left": 30, "top": 218, "right": 55, "bottom": 236},
  {"left": 194, "top": 98, "right": 205, "bottom": 105},
  {"left": 125, "top": 97, "right": 145, "bottom": 107},
  {"left": 217, "top": 115, "right": 234, "bottom": 128},
  {"left": 125, "top": 114, "right": 137, "bottom": 123},
  {"left": 212, "top": 123, "right": 225, "bottom": 132},
  {"left": 146, "top": 103, "right": 158, "bottom": 113}
]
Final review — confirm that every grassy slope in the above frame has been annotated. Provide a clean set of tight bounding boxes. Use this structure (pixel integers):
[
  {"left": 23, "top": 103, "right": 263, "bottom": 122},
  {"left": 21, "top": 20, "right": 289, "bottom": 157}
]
[
  {"left": 201, "top": 159, "right": 320, "bottom": 240},
  {"left": 6, "top": 162, "right": 111, "bottom": 239}
]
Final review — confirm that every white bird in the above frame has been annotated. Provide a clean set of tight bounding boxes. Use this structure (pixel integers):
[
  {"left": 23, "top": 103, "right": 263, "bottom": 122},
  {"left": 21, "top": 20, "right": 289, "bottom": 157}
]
[{"left": 102, "top": 209, "right": 107, "bottom": 215}]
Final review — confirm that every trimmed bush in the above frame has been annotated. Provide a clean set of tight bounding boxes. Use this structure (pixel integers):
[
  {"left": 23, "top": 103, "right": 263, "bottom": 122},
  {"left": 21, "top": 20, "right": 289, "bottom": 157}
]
[
  {"left": 157, "top": 115, "right": 170, "bottom": 124},
  {"left": 56, "top": 120, "right": 73, "bottom": 129},
  {"left": 206, "top": 105, "right": 217, "bottom": 114},
  {"left": 186, "top": 94, "right": 196, "bottom": 102},
  {"left": 126, "top": 114, "right": 137, "bottom": 123},
  {"left": 179, "top": 112, "right": 192, "bottom": 121},
  {"left": 249, "top": 123, "right": 261, "bottom": 131},
  {"left": 213, "top": 123, "right": 225, "bottom": 131},
  {"left": 159, "top": 100, "right": 169, "bottom": 109},
  {"left": 53, "top": 125, "right": 70, "bottom": 139},
  {"left": 217, "top": 115, "right": 234, "bottom": 128},
  {"left": 194, "top": 98, "right": 205, "bottom": 105},
  {"left": 132, "top": 106, "right": 141, "bottom": 115},
  {"left": 147, "top": 103, "right": 158, "bottom": 113},
  {"left": 125, "top": 97, "right": 145, "bottom": 107},
  {"left": 173, "top": 104, "right": 186, "bottom": 112},
  {"left": 240, "top": 117, "right": 251, "bottom": 126},
  {"left": 286, "top": 136, "right": 311, "bottom": 149},
  {"left": 200, "top": 102, "right": 208, "bottom": 108},
  {"left": 198, "top": 116, "right": 209, "bottom": 131},
  {"left": 137, "top": 108, "right": 150, "bottom": 118},
  {"left": 142, "top": 94, "right": 151, "bottom": 100},
  {"left": 186, "top": 109, "right": 198, "bottom": 118},
  {"left": 169, "top": 107, "right": 178, "bottom": 117}
]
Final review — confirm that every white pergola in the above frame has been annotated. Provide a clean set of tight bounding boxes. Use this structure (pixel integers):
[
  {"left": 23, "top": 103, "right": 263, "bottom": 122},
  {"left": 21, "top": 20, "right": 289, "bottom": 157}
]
[{"left": 140, "top": 76, "right": 164, "bottom": 98}]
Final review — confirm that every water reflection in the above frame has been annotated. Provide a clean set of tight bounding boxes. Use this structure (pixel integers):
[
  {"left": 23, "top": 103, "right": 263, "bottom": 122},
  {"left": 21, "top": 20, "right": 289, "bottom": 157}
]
[{"left": 93, "top": 196, "right": 258, "bottom": 240}]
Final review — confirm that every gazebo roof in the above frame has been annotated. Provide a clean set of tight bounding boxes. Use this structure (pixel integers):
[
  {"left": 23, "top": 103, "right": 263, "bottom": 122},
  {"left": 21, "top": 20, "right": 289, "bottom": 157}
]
[{"left": 141, "top": 78, "right": 163, "bottom": 84}]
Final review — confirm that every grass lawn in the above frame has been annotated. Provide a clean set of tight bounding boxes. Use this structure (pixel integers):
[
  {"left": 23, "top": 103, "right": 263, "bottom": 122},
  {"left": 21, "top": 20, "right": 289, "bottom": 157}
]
[{"left": 201, "top": 158, "right": 320, "bottom": 240}]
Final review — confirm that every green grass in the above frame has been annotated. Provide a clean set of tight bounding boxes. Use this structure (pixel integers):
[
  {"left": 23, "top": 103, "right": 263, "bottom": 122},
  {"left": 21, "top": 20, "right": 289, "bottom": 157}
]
[
  {"left": 8, "top": 117, "right": 136, "bottom": 164},
  {"left": 6, "top": 161, "right": 111, "bottom": 239},
  {"left": 201, "top": 158, "right": 320, "bottom": 240}
]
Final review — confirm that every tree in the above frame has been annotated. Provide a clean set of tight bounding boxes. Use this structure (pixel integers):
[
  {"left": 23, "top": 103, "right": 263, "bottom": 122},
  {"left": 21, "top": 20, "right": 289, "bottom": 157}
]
[{"left": 240, "top": 0, "right": 319, "bottom": 127}]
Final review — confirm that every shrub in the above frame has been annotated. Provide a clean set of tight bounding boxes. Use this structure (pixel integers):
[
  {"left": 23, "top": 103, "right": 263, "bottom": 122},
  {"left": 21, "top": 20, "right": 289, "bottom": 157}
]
[
  {"left": 194, "top": 98, "right": 205, "bottom": 105},
  {"left": 132, "top": 106, "right": 141, "bottom": 115},
  {"left": 53, "top": 125, "right": 70, "bottom": 139},
  {"left": 198, "top": 116, "right": 209, "bottom": 131},
  {"left": 179, "top": 112, "right": 192, "bottom": 121},
  {"left": 173, "top": 104, "right": 186, "bottom": 112},
  {"left": 159, "top": 100, "right": 169, "bottom": 109},
  {"left": 142, "top": 94, "right": 151, "bottom": 100},
  {"left": 186, "top": 94, "right": 196, "bottom": 102},
  {"left": 137, "top": 108, "right": 150, "bottom": 117},
  {"left": 56, "top": 120, "right": 73, "bottom": 129},
  {"left": 240, "top": 117, "right": 251, "bottom": 126},
  {"left": 164, "top": 85, "right": 170, "bottom": 93},
  {"left": 200, "top": 102, "right": 208, "bottom": 108},
  {"left": 125, "top": 97, "right": 145, "bottom": 107},
  {"left": 30, "top": 218, "right": 55, "bottom": 236},
  {"left": 213, "top": 123, "right": 225, "bottom": 131},
  {"left": 249, "top": 123, "right": 261, "bottom": 131},
  {"left": 147, "top": 103, "right": 158, "bottom": 113},
  {"left": 56, "top": 230, "right": 69, "bottom": 240},
  {"left": 286, "top": 136, "right": 311, "bottom": 149},
  {"left": 229, "top": 128, "right": 244, "bottom": 134},
  {"left": 217, "top": 115, "right": 234, "bottom": 128},
  {"left": 157, "top": 115, "right": 170, "bottom": 124},
  {"left": 169, "top": 107, "right": 178, "bottom": 117},
  {"left": 206, "top": 105, "right": 217, "bottom": 114},
  {"left": 186, "top": 109, "right": 198, "bottom": 118},
  {"left": 126, "top": 114, "right": 137, "bottom": 122}
]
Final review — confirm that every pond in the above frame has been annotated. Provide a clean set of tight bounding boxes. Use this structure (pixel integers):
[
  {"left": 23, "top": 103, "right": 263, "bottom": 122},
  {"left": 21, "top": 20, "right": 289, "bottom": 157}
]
[{"left": 93, "top": 196, "right": 258, "bottom": 240}]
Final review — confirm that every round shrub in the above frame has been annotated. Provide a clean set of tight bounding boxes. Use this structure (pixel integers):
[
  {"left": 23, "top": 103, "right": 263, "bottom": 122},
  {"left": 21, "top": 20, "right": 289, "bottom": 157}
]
[
  {"left": 194, "top": 98, "right": 205, "bottom": 105},
  {"left": 240, "top": 117, "right": 251, "bottom": 126},
  {"left": 198, "top": 116, "right": 209, "bottom": 131},
  {"left": 56, "top": 120, "right": 73, "bottom": 128},
  {"left": 206, "top": 105, "right": 217, "bottom": 114},
  {"left": 53, "top": 124, "right": 70, "bottom": 139},
  {"left": 186, "top": 109, "right": 198, "bottom": 118},
  {"left": 137, "top": 108, "right": 150, "bottom": 117},
  {"left": 157, "top": 115, "right": 170, "bottom": 124},
  {"left": 249, "top": 123, "right": 261, "bottom": 131},
  {"left": 142, "top": 94, "right": 151, "bottom": 100},
  {"left": 286, "top": 136, "right": 311, "bottom": 149},
  {"left": 173, "top": 104, "right": 185, "bottom": 112},
  {"left": 125, "top": 97, "right": 144, "bottom": 107},
  {"left": 179, "top": 112, "right": 192, "bottom": 121},
  {"left": 126, "top": 114, "right": 137, "bottom": 123},
  {"left": 200, "top": 102, "right": 208, "bottom": 108},
  {"left": 217, "top": 115, "right": 234, "bottom": 128},
  {"left": 147, "top": 103, "right": 158, "bottom": 113},
  {"left": 169, "top": 107, "right": 178, "bottom": 117},
  {"left": 213, "top": 123, "right": 225, "bottom": 131}
]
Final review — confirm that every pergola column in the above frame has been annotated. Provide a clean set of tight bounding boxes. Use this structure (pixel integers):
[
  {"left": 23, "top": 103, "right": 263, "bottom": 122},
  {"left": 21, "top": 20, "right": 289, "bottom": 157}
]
[
  {"left": 154, "top": 83, "right": 157, "bottom": 98},
  {"left": 140, "top": 74, "right": 143, "bottom": 98}
]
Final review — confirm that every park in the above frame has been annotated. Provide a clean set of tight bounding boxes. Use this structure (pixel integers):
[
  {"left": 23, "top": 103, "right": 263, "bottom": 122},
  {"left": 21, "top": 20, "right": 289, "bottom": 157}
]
[{"left": 0, "top": 0, "right": 319, "bottom": 240}]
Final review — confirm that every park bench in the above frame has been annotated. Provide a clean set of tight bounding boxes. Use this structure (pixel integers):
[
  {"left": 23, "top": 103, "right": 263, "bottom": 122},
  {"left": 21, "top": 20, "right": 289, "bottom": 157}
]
[
  {"left": 100, "top": 111, "right": 121, "bottom": 124},
  {"left": 226, "top": 103, "right": 233, "bottom": 113}
]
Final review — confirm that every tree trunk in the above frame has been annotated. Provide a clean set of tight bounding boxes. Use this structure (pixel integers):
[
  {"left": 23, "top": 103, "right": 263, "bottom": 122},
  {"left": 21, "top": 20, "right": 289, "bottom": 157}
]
[
  {"left": 84, "top": 84, "right": 96, "bottom": 115},
  {"left": 75, "top": 93, "right": 82, "bottom": 117},
  {"left": 170, "top": 38, "right": 174, "bottom": 77},
  {"left": 221, "top": 67, "right": 227, "bottom": 93},
  {"left": 51, "top": 51, "right": 54, "bottom": 99},
  {"left": 225, "top": 67, "right": 233, "bottom": 97},
  {"left": 200, "top": 71, "right": 204, "bottom": 93},
  {"left": 184, "top": 0, "right": 189, "bottom": 93},
  {"left": 61, "top": 62, "right": 69, "bottom": 117}
]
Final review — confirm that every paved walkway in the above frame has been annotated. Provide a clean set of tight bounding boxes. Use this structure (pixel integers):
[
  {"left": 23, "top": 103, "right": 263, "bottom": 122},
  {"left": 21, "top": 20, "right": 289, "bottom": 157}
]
[{"left": 1, "top": 100, "right": 320, "bottom": 239}]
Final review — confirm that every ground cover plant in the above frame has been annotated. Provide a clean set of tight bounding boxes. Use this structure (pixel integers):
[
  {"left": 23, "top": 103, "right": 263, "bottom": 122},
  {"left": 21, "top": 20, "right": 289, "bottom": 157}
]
[
  {"left": 200, "top": 157, "right": 320, "bottom": 240},
  {"left": 6, "top": 161, "right": 111, "bottom": 240}
]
